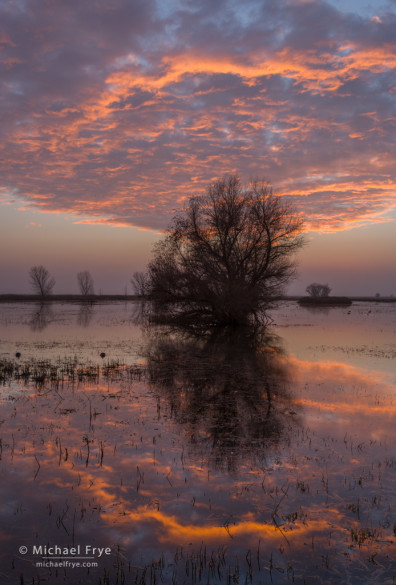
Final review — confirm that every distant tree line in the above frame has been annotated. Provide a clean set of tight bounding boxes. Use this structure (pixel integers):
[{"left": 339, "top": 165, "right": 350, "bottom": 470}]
[
  {"left": 28, "top": 265, "right": 145, "bottom": 297},
  {"left": 29, "top": 266, "right": 96, "bottom": 296}
]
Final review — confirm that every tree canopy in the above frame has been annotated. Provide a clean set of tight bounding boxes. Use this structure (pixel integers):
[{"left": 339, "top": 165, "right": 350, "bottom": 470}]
[{"left": 148, "top": 175, "right": 304, "bottom": 326}]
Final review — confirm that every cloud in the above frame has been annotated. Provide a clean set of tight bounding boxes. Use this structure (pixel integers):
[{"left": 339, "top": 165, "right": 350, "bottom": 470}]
[{"left": 0, "top": 0, "right": 395, "bottom": 232}]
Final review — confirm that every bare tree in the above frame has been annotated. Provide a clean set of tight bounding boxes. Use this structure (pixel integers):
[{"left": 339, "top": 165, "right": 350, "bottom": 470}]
[
  {"left": 131, "top": 271, "right": 150, "bottom": 297},
  {"left": 77, "top": 270, "right": 94, "bottom": 296},
  {"left": 306, "top": 282, "right": 331, "bottom": 297},
  {"left": 148, "top": 175, "right": 304, "bottom": 325},
  {"left": 29, "top": 265, "right": 56, "bottom": 296}
]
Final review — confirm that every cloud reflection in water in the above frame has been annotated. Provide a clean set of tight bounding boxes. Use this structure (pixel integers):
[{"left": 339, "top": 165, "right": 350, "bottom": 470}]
[{"left": 0, "top": 303, "right": 396, "bottom": 584}]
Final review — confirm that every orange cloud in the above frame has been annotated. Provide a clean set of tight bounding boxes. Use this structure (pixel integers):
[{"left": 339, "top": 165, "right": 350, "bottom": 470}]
[{"left": 1, "top": 0, "right": 396, "bottom": 235}]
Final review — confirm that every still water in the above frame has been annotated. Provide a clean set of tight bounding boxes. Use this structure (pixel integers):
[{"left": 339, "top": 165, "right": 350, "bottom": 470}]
[{"left": 0, "top": 300, "right": 395, "bottom": 584}]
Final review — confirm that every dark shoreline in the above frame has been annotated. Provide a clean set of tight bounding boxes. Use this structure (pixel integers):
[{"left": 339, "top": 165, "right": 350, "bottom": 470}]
[
  {"left": 0, "top": 294, "right": 141, "bottom": 303},
  {"left": 295, "top": 296, "right": 395, "bottom": 304},
  {"left": 297, "top": 296, "right": 352, "bottom": 306},
  {"left": 0, "top": 294, "right": 395, "bottom": 304}
]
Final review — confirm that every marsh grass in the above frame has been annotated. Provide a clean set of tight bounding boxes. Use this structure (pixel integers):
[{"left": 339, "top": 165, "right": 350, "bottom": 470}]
[{"left": 0, "top": 356, "right": 145, "bottom": 389}]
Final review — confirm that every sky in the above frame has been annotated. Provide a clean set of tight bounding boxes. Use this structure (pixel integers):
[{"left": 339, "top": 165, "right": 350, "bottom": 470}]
[{"left": 0, "top": 0, "right": 395, "bottom": 296}]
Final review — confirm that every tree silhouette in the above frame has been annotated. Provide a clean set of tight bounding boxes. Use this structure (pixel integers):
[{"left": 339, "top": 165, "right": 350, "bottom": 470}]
[
  {"left": 148, "top": 175, "right": 304, "bottom": 326},
  {"left": 131, "top": 271, "right": 150, "bottom": 297},
  {"left": 77, "top": 270, "right": 94, "bottom": 296},
  {"left": 29, "top": 265, "right": 55, "bottom": 296},
  {"left": 306, "top": 282, "right": 331, "bottom": 297}
]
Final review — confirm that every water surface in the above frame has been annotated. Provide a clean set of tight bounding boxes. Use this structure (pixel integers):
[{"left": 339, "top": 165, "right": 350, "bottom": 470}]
[{"left": 0, "top": 300, "right": 395, "bottom": 584}]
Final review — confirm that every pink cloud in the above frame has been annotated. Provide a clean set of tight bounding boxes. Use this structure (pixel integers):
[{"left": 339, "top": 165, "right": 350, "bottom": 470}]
[{"left": 0, "top": 0, "right": 395, "bottom": 233}]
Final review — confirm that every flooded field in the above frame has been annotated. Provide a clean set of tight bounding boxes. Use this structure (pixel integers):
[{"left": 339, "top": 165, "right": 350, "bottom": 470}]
[{"left": 0, "top": 300, "right": 395, "bottom": 584}]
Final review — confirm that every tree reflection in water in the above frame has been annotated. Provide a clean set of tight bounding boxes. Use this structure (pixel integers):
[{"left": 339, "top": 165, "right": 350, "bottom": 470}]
[
  {"left": 29, "top": 302, "right": 54, "bottom": 331},
  {"left": 144, "top": 324, "right": 300, "bottom": 472},
  {"left": 77, "top": 301, "right": 95, "bottom": 327}
]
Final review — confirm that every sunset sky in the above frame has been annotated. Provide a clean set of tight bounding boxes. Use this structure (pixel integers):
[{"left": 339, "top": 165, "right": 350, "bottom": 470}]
[{"left": 1, "top": 0, "right": 395, "bottom": 295}]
